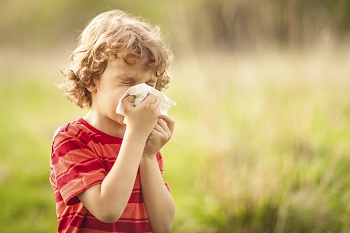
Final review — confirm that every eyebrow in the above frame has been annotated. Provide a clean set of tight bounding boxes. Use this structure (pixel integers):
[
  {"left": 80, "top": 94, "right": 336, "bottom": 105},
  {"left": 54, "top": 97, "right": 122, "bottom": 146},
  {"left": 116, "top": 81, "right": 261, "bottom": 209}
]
[{"left": 118, "top": 73, "right": 157, "bottom": 84}]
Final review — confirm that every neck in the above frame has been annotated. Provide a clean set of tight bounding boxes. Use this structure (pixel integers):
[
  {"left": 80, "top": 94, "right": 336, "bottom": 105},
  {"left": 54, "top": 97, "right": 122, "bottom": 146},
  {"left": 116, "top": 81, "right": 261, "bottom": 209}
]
[{"left": 83, "top": 110, "right": 126, "bottom": 138}]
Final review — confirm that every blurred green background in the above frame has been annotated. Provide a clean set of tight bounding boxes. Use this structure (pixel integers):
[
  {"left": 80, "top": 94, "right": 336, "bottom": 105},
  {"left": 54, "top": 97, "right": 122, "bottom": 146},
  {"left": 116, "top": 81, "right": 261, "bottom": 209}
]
[{"left": 1, "top": 0, "right": 350, "bottom": 232}]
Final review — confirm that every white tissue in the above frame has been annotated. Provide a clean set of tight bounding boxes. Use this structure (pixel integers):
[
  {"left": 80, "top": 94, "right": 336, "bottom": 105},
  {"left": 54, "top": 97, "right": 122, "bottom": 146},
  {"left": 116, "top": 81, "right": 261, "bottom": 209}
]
[{"left": 116, "top": 83, "right": 176, "bottom": 116}]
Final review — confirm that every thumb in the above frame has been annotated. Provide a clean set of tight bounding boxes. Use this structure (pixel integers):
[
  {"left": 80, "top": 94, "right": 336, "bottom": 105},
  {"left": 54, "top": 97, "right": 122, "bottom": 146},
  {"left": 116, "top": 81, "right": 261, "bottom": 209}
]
[{"left": 122, "top": 95, "right": 136, "bottom": 112}]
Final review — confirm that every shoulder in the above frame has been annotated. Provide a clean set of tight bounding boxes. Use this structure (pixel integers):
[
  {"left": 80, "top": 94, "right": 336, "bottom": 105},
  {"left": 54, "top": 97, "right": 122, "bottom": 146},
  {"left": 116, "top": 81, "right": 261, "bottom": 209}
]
[
  {"left": 50, "top": 119, "right": 98, "bottom": 168},
  {"left": 52, "top": 123, "right": 70, "bottom": 141},
  {"left": 51, "top": 119, "right": 89, "bottom": 148},
  {"left": 53, "top": 120, "right": 75, "bottom": 137}
]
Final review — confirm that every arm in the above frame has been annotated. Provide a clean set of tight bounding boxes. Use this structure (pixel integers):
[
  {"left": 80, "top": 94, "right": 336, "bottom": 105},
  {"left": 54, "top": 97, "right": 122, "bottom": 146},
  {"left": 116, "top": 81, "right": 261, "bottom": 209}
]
[
  {"left": 140, "top": 116, "right": 176, "bottom": 233},
  {"left": 77, "top": 94, "right": 161, "bottom": 223}
]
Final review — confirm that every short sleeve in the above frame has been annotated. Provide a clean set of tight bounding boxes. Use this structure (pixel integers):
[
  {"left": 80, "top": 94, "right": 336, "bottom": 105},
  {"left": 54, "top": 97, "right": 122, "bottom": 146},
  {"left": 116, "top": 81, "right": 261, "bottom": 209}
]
[{"left": 51, "top": 129, "right": 106, "bottom": 206}]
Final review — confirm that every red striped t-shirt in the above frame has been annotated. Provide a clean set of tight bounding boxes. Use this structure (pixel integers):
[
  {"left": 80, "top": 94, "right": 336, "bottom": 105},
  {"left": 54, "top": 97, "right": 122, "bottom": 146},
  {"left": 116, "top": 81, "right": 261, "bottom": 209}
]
[{"left": 50, "top": 118, "right": 168, "bottom": 233}]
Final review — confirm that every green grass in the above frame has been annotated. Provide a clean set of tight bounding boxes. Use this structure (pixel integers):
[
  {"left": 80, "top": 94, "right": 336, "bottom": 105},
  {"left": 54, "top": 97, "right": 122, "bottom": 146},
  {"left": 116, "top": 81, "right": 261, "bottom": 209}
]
[
  {"left": 0, "top": 77, "right": 85, "bottom": 233},
  {"left": 168, "top": 49, "right": 350, "bottom": 233},
  {"left": 1, "top": 48, "right": 350, "bottom": 232}
]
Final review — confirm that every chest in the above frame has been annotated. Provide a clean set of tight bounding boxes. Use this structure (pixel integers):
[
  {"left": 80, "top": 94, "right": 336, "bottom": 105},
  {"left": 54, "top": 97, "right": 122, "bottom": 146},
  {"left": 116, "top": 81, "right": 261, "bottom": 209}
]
[{"left": 87, "top": 142, "right": 121, "bottom": 172}]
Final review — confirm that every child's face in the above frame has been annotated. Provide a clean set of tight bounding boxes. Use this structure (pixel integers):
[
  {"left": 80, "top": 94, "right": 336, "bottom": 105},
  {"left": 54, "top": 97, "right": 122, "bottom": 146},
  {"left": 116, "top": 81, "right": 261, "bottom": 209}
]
[{"left": 90, "top": 57, "right": 157, "bottom": 126}]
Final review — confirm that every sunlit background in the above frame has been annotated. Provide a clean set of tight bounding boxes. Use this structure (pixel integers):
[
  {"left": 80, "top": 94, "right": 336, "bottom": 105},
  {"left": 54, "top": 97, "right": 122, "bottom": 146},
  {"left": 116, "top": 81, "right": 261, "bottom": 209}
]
[{"left": 1, "top": 0, "right": 350, "bottom": 232}]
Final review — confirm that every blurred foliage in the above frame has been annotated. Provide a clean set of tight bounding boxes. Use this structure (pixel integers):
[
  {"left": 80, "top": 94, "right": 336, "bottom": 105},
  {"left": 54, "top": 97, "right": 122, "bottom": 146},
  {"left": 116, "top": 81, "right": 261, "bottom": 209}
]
[
  {"left": 169, "top": 50, "right": 350, "bottom": 232},
  {"left": 1, "top": 0, "right": 350, "bottom": 51},
  {"left": 172, "top": 0, "right": 350, "bottom": 51},
  {"left": 0, "top": 0, "right": 170, "bottom": 47}
]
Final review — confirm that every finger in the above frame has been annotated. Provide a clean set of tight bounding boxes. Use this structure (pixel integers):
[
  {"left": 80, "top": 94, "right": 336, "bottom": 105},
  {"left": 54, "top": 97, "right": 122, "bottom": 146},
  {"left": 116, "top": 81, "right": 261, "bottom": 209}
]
[
  {"left": 153, "top": 96, "right": 161, "bottom": 106},
  {"left": 153, "top": 122, "right": 166, "bottom": 133},
  {"left": 142, "top": 93, "right": 157, "bottom": 104},
  {"left": 122, "top": 95, "right": 136, "bottom": 111},
  {"left": 158, "top": 115, "right": 175, "bottom": 134},
  {"left": 122, "top": 94, "right": 135, "bottom": 103},
  {"left": 149, "top": 126, "right": 168, "bottom": 143},
  {"left": 153, "top": 97, "right": 161, "bottom": 113},
  {"left": 156, "top": 118, "right": 171, "bottom": 135},
  {"left": 148, "top": 128, "right": 161, "bottom": 140},
  {"left": 143, "top": 94, "right": 161, "bottom": 109}
]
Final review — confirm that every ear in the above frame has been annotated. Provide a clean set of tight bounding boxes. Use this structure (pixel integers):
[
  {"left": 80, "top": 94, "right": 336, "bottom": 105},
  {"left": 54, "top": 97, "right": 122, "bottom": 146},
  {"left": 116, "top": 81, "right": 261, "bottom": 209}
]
[
  {"left": 86, "top": 84, "right": 97, "bottom": 93},
  {"left": 86, "top": 78, "right": 98, "bottom": 93}
]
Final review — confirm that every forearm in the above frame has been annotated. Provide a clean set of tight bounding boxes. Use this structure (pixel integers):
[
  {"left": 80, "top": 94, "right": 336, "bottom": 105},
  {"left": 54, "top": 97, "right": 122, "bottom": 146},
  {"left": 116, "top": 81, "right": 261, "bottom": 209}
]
[
  {"left": 101, "top": 130, "right": 147, "bottom": 212},
  {"left": 140, "top": 156, "right": 175, "bottom": 233},
  {"left": 78, "top": 129, "right": 148, "bottom": 222}
]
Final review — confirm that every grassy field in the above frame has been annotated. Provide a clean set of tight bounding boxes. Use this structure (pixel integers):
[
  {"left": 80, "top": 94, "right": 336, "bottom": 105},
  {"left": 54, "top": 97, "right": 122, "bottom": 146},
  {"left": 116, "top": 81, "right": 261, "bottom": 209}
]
[{"left": 0, "top": 48, "right": 350, "bottom": 232}]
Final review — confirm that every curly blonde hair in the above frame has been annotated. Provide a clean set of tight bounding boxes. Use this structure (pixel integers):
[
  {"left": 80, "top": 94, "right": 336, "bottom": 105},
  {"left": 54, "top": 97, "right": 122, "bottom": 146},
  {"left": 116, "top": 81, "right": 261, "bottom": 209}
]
[{"left": 62, "top": 10, "right": 173, "bottom": 108}]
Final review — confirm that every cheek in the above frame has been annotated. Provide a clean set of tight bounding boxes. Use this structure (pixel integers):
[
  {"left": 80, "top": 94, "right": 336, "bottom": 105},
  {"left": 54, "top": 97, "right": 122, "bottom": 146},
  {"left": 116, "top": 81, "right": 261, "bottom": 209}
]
[
  {"left": 116, "top": 87, "right": 130, "bottom": 102},
  {"left": 114, "top": 95, "right": 125, "bottom": 111}
]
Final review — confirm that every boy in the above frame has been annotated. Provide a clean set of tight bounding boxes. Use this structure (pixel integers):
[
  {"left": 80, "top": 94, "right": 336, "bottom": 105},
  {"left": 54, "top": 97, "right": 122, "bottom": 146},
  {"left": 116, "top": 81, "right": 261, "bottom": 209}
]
[{"left": 50, "top": 10, "right": 175, "bottom": 233}]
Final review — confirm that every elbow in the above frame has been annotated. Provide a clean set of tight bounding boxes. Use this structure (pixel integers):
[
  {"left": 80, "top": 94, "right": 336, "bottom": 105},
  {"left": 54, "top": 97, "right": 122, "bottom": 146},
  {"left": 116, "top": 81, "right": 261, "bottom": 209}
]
[
  {"left": 96, "top": 210, "right": 123, "bottom": 223},
  {"left": 99, "top": 215, "right": 120, "bottom": 224},
  {"left": 153, "top": 210, "right": 175, "bottom": 233},
  {"left": 163, "top": 223, "right": 174, "bottom": 233},
  {"left": 95, "top": 199, "right": 129, "bottom": 223},
  {"left": 153, "top": 222, "right": 173, "bottom": 233},
  {"left": 88, "top": 197, "right": 129, "bottom": 223},
  {"left": 163, "top": 213, "right": 175, "bottom": 233}
]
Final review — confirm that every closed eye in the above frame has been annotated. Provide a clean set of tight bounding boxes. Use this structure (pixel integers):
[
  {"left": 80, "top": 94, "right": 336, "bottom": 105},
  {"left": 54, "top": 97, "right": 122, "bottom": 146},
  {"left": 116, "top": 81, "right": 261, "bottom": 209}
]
[
  {"left": 119, "top": 76, "right": 136, "bottom": 86},
  {"left": 121, "top": 81, "right": 136, "bottom": 85}
]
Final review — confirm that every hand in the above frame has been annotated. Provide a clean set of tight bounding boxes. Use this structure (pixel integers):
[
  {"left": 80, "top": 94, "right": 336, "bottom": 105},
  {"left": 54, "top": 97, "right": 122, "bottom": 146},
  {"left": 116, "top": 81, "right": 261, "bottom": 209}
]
[
  {"left": 122, "top": 94, "right": 161, "bottom": 138},
  {"left": 143, "top": 115, "right": 175, "bottom": 158}
]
